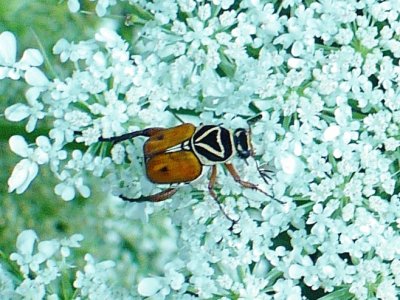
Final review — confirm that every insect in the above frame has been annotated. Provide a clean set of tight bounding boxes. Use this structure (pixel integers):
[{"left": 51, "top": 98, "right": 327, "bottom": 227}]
[{"left": 99, "top": 122, "right": 272, "bottom": 219}]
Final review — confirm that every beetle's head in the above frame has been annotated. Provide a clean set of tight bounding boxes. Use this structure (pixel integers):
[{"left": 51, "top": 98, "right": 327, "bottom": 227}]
[{"left": 233, "top": 128, "right": 253, "bottom": 159}]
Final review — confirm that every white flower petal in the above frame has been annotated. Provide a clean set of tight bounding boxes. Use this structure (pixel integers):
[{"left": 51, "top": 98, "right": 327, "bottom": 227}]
[
  {"left": 288, "top": 57, "right": 304, "bottom": 69},
  {"left": 9, "top": 135, "right": 29, "bottom": 157},
  {"left": 20, "top": 49, "right": 44, "bottom": 67},
  {"left": 33, "top": 148, "right": 49, "bottom": 165},
  {"left": 288, "top": 264, "right": 304, "bottom": 279},
  {"left": 24, "top": 67, "right": 49, "bottom": 87},
  {"left": 0, "top": 31, "right": 17, "bottom": 66},
  {"left": 68, "top": 0, "right": 80, "bottom": 13},
  {"left": 5, "top": 103, "right": 30, "bottom": 122},
  {"left": 61, "top": 247, "right": 71, "bottom": 257},
  {"left": 53, "top": 38, "right": 68, "bottom": 53},
  {"left": 77, "top": 184, "right": 90, "bottom": 198},
  {"left": 55, "top": 183, "right": 75, "bottom": 201},
  {"left": 16, "top": 230, "right": 38, "bottom": 256},
  {"left": 138, "top": 278, "right": 162, "bottom": 297},
  {"left": 95, "top": 5, "right": 107, "bottom": 17},
  {"left": 69, "top": 234, "right": 84, "bottom": 246},
  {"left": 333, "top": 148, "right": 342, "bottom": 158},
  {"left": 36, "top": 136, "right": 50, "bottom": 148},
  {"left": 38, "top": 240, "right": 59, "bottom": 259},
  {"left": 26, "top": 116, "right": 38, "bottom": 133},
  {"left": 323, "top": 125, "right": 340, "bottom": 142},
  {"left": 25, "top": 87, "right": 40, "bottom": 103},
  {"left": 280, "top": 153, "right": 298, "bottom": 175},
  {"left": 95, "top": 28, "right": 121, "bottom": 47},
  {"left": 291, "top": 40, "right": 304, "bottom": 57},
  {"left": 342, "top": 131, "right": 353, "bottom": 144},
  {"left": 15, "top": 160, "right": 39, "bottom": 194},
  {"left": 8, "top": 160, "right": 30, "bottom": 193},
  {"left": 293, "top": 141, "right": 303, "bottom": 156}
]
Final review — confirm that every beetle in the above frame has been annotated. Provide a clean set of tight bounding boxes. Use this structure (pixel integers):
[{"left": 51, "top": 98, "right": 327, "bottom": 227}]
[{"left": 99, "top": 122, "right": 272, "bottom": 218}]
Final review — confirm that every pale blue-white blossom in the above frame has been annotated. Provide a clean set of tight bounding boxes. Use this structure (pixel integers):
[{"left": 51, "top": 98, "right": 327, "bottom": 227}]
[
  {"left": 5, "top": 88, "right": 46, "bottom": 132},
  {"left": 7, "top": 136, "right": 48, "bottom": 194},
  {"left": 5, "top": 230, "right": 136, "bottom": 300},
  {"left": 59, "top": 233, "right": 84, "bottom": 257},
  {"left": 53, "top": 38, "right": 98, "bottom": 62},
  {"left": 9, "top": 230, "right": 59, "bottom": 276},
  {"left": 0, "top": 31, "right": 43, "bottom": 80},
  {"left": 73, "top": 254, "right": 119, "bottom": 299},
  {"left": 2, "top": 0, "right": 400, "bottom": 299},
  {"left": 15, "top": 278, "right": 45, "bottom": 300},
  {"left": 54, "top": 170, "right": 90, "bottom": 201}
]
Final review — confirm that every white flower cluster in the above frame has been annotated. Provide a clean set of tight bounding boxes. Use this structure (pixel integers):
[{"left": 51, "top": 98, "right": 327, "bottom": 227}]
[
  {"left": 0, "top": 230, "right": 138, "bottom": 299},
  {"left": 1, "top": 0, "right": 400, "bottom": 299}
]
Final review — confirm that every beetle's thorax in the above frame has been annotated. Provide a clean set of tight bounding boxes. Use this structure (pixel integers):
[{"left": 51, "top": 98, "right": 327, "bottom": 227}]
[{"left": 190, "top": 125, "right": 236, "bottom": 165}]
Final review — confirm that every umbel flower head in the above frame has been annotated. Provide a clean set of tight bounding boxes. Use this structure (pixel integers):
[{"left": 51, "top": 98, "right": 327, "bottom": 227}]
[{"left": 1, "top": 0, "right": 400, "bottom": 299}]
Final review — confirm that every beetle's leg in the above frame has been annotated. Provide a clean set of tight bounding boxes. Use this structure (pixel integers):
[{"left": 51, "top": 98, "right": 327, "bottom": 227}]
[
  {"left": 225, "top": 163, "right": 285, "bottom": 204},
  {"left": 99, "top": 127, "right": 165, "bottom": 143},
  {"left": 119, "top": 187, "right": 178, "bottom": 202},
  {"left": 208, "top": 166, "right": 238, "bottom": 224},
  {"left": 224, "top": 163, "right": 272, "bottom": 197}
]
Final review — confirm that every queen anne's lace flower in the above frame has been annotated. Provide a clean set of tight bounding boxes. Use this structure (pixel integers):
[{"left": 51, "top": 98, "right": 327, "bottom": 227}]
[{"left": 2, "top": 0, "right": 400, "bottom": 299}]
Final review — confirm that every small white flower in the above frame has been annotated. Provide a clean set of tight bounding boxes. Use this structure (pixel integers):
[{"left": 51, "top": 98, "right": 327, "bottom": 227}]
[
  {"left": 54, "top": 171, "right": 91, "bottom": 201},
  {"left": 60, "top": 234, "right": 84, "bottom": 257},
  {"left": 335, "top": 28, "right": 354, "bottom": 45},
  {"left": 36, "top": 260, "right": 60, "bottom": 285},
  {"left": 9, "top": 230, "right": 55, "bottom": 275},
  {"left": 8, "top": 158, "right": 38, "bottom": 194},
  {"left": 14, "top": 230, "right": 38, "bottom": 258},
  {"left": 219, "top": 10, "right": 236, "bottom": 27},
  {"left": 5, "top": 88, "right": 46, "bottom": 132},
  {"left": 376, "top": 279, "right": 397, "bottom": 300},
  {"left": 273, "top": 279, "right": 302, "bottom": 300},
  {"left": 110, "top": 144, "right": 126, "bottom": 165},
  {"left": 178, "top": 0, "right": 196, "bottom": 13},
  {"left": 0, "top": 31, "right": 43, "bottom": 80},
  {"left": 73, "top": 254, "right": 116, "bottom": 299},
  {"left": 8, "top": 135, "right": 67, "bottom": 193},
  {"left": 95, "top": 28, "right": 124, "bottom": 49},
  {"left": 15, "top": 278, "right": 45, "bottom": 300}
]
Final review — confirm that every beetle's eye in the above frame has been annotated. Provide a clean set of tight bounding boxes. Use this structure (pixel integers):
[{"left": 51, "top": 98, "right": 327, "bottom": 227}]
[{"left": 234, "top": 128, "right": 251, "bottom": 159}]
